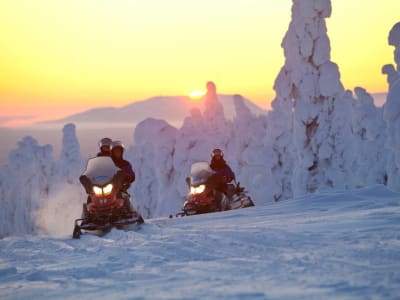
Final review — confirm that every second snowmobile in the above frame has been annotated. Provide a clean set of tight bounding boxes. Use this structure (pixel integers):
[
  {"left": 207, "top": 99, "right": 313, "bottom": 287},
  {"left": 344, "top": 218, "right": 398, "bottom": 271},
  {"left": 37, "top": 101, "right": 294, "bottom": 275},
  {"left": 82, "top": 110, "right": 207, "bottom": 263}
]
[{"left": 176, "top": 162, "right": 254, "bottom": 217}]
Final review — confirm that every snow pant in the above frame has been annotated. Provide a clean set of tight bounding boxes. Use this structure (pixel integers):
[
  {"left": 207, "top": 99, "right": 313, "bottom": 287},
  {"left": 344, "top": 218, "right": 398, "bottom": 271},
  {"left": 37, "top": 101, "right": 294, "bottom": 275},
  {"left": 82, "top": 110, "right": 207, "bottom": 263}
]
[
  {"left": 206, "top": 173, "right": 232, "bottom": 208},
  {"left": 207, "top": 173, "right": 228, "bottom": 194},
  {"left": 113, "top": 171, "right": 133, "bottom": 191},
  {"left": 113, "top": 171, "right": 134, "bottom": 211}
]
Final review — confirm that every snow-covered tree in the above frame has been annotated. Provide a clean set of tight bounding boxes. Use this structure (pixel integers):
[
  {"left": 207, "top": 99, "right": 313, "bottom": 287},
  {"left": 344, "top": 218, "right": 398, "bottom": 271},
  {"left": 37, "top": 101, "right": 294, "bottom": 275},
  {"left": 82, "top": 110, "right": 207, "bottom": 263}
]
[
  {"left": 382, "top": 22, "right": 400, "bottom": 190},
  {"left": 351, "top": 88, "right": 387, "bottom": 187},
  {"left": 263, "top": 64, "right": 296, "bottom": 202},
  {"left": 127, "top": 118, "right": 179, "bottom": 217},
  {"left": 203, "top": 81, "right": 227, "bottom": 131},
  {"left": 57, "top": 123, "right": 84, "bottom": 185},
  {"left": 36, "top": 124, "right": 85, "bottom": 236},
  {"left": 0, "top": 137, "right": 55, "bottom": 237},
  {"left": 228, "top": 95, "right": 269, "bottom": 203},
  {"left": 279, "top": 0, "right": 354, "bottom": 196}
]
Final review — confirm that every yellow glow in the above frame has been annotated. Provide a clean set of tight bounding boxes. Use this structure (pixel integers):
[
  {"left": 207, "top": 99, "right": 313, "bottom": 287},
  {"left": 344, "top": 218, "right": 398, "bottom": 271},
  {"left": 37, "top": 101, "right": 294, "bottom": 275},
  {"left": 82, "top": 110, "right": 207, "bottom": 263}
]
[
  {"left": 103, "top": 184, "right": 113, "bottom": 196},
  {"left": 189, "top": 90, "right": 206, "bottom": 100},
  {"left": 93, "top": 186, "right": 103, "bottom": 197},
  {"left": 0, "top": 0, "right": 399, "bottom": 126}
]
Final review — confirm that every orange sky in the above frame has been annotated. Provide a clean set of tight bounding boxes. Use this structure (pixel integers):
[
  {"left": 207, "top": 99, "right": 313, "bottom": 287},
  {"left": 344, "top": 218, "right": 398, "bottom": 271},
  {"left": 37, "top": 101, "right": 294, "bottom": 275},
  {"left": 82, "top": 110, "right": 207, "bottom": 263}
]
[{"left": 0, "top": 0, "right": 399, "bottom": 127}]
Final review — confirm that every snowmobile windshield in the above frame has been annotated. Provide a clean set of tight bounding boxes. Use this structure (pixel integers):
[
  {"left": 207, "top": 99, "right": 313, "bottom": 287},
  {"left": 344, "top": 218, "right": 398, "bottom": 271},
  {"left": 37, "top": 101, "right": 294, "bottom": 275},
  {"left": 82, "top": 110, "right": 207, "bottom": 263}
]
[
  {"left": 189, "top": 162, "right": 215, "bottom": 186},
  {"left": 82, "top": 156, "right": 120, "bottom": 186}
]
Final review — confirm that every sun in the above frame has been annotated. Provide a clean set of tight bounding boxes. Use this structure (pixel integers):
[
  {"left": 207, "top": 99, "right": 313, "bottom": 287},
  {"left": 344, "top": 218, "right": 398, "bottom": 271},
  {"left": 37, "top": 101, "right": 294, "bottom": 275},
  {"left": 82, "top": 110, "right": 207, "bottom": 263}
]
[{"left": 189, "top": 90, "right": 206, "bottom": 100}]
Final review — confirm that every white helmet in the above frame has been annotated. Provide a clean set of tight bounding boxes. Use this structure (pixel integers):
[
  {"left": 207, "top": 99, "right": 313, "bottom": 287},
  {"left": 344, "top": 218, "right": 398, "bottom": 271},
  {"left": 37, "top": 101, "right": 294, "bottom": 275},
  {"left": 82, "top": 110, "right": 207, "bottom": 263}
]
[
  {"left": 98, "top": 137, "right": 112, "bottom": 148},
  {"left": 111, "top": 140, "right": 125, "bottom": 150}
]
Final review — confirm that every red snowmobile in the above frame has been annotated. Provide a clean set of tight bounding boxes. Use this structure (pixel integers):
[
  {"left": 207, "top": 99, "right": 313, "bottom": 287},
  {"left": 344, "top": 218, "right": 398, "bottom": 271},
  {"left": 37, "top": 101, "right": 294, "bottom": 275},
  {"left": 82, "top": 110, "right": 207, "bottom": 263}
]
[
  {"left": 72, "top": 156, "right": 143, "bottom": 239},
  {"left": 176, "top": 162, "right": 254, "bottom": 217}
]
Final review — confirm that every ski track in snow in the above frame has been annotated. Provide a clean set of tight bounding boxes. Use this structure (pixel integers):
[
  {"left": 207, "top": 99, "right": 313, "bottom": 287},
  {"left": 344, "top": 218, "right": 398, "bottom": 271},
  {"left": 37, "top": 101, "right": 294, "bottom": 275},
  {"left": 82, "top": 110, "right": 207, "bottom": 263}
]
[{"left": 1, "top": 186, "right": 400, "bottom": 300}]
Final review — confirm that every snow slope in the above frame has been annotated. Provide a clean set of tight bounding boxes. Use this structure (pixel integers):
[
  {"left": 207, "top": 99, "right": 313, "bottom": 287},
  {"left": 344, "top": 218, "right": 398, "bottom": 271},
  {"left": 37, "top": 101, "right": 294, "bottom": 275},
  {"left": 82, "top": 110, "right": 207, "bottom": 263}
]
[{"left": 1, "top": 185, "right": 399, "bottom": 300}]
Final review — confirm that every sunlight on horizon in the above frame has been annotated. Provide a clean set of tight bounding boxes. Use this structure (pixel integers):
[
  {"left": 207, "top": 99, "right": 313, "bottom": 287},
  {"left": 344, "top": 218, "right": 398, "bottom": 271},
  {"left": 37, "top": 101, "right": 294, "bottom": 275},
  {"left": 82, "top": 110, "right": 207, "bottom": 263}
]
[{"left": 189, "top": 90, "right": 206, "bottom": 100}]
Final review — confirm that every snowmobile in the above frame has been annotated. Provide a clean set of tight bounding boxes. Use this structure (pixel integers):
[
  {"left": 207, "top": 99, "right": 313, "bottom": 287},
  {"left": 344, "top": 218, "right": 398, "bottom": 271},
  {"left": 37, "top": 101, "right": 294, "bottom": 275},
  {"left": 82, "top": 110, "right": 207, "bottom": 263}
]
[
  {"left": 72, "top": 156, "right": 144, "bottom": 239},
  {"left": 176, "top": 162, "right": 254, "bottom": 217}
]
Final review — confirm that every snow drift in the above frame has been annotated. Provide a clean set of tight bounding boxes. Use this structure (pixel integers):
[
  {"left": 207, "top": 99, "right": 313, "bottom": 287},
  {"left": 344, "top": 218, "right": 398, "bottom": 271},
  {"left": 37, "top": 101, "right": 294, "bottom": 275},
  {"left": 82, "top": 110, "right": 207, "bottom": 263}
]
[{"left": 1, "top": 185, "right": 399, "bottom": 299}]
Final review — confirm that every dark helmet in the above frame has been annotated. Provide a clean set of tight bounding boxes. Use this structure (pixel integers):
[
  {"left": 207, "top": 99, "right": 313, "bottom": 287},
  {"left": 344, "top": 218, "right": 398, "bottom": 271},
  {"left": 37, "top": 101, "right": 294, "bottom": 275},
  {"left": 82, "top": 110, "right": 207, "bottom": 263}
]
[
  {"left": 98, "top": 137, "right": 112, "bottom": 149},
  {"left": 211, "top": 148, "right": 224, "bottom": 159},
  {"left": 111, "top": 140, "right": 125, "bottom": 151}
]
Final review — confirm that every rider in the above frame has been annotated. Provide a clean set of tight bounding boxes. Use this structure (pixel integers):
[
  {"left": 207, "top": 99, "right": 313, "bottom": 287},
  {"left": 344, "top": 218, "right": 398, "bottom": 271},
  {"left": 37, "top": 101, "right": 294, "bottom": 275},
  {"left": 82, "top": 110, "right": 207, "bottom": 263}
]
[
  {"left": 97, "top": 137, "right": 112, "bottom": 157},
  {"left": 208, "top": 148, "right": 235, "bottom": 208},
  {"left": 79, "top": 137, "right": 112, "bottom": 203},
  {"left": 110, "top": 140, "right": 135, "bottom": 210}
]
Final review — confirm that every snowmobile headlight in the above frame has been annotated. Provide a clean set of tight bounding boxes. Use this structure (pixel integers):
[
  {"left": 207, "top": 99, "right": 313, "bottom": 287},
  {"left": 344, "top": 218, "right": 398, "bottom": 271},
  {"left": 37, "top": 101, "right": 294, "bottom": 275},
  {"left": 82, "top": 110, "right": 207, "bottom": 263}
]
[
  {"left": 190, "top": 184, "right": 206, "bottom": 195},
  {"left": 102, "top": 183, "right": 113, "bottom": 196},
  {"left": 93, "top": 185, "right": 103, "bottom": 196}
]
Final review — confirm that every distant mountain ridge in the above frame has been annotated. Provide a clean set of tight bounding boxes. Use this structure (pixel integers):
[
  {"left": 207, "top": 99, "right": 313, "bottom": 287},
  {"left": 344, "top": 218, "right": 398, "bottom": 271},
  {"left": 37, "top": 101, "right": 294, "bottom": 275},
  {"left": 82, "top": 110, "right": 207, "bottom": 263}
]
[{"left": 38, "top": 95, "right": 266, "bottom": 127}]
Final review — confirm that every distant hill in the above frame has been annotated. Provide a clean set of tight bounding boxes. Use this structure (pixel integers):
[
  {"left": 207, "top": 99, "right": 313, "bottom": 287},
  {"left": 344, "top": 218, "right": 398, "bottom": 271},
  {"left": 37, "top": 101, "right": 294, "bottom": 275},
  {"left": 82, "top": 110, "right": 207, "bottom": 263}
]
[{"left": 37, "top": 95, "right": 267, "bottom": 128}]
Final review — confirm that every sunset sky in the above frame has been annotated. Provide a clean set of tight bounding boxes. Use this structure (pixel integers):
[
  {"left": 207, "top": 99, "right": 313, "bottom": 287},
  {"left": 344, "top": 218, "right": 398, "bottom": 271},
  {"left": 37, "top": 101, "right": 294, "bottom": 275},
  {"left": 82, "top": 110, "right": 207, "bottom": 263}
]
[{"left": 0, "top": 0, "right": 399, "bottom": 127}]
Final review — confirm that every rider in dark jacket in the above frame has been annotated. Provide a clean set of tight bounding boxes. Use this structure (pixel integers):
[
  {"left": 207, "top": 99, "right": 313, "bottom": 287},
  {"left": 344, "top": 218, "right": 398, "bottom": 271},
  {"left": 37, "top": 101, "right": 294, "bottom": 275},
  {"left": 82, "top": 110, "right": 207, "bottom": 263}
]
[
  {"left": 110, "top": 141, "right": 135, "bottom": 209},
  {"left": 208, "top": 148, "right": 235, "bottom": 207},
  {"left": 111, "top": 141, "right": 143, "bottom": 222},
  {"left": 210, "top": 149, "right": 235, "bottom": 181}
]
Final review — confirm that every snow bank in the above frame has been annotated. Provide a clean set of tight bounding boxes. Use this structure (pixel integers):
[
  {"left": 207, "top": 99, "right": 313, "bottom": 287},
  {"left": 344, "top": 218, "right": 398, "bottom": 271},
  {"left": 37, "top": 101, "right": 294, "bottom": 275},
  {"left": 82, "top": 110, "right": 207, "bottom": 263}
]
[{"left": 1, "top": 186, "right": 400, "bottom": 299}]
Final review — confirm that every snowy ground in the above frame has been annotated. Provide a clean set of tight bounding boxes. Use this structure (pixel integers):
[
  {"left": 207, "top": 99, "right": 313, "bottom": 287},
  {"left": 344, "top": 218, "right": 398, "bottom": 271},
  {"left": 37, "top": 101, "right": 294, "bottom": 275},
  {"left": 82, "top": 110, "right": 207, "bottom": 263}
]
[{"left": 1, "top": 185, "right": 399, "bottom": 299}]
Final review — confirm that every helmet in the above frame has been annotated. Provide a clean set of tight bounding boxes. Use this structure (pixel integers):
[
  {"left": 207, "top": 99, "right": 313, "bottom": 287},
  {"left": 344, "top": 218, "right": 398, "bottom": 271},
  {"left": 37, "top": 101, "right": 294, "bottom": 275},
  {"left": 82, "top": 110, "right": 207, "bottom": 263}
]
[
  {"left": 98, "top": 137, "right": 112, "bottom": 148},
  {"left": 111, "top": 140, "right": 125, "bottom": 150},
  {"left": 211, "top": 148, "right": 224, "bottom": 158}
]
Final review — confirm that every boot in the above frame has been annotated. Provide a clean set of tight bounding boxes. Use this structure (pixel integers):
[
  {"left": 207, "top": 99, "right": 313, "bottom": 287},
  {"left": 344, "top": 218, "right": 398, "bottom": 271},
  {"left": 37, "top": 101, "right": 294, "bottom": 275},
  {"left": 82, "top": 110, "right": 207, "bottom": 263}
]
[
  {"left": 213, "top": 190, "right": 223, "bottom": 210},
  {"left": 119, "top": 191, "right": 132, "bottom": 212}
]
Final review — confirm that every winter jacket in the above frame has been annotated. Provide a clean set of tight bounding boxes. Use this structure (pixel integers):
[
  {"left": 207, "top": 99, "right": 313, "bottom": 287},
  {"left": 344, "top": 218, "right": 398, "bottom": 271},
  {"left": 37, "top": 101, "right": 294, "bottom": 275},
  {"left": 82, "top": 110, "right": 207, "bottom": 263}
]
[
  {"left": 96, "top": 151, "right": 110, "bottom": 157},
  {"left": 210, "top": 160, "right": 235, "bottom": 183},
  {"left": 112, "top": 158, "right": 135, "bottom": 183}
]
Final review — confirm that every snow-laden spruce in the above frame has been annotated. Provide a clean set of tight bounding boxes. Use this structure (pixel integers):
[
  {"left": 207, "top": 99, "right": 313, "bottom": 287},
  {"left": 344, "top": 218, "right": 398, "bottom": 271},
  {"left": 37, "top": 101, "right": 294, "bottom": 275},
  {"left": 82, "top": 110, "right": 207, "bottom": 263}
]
[
  {"left": 280, "top": 0, "right": 354, "bottom": 196},
  {"left": 351, "top": 88, "right": 387, "bottom": 187},
  {"left": 0, "top": 137, "right": 54, "bottom": 236},
  {"left": 0, "top": 125, "right": 86, "bottom": 237},
  {"left": 382, "top": 22, "right": 400, "bottom": 191},
  {"left": 57, "top": 123, "right": 85, "bottom": 184}
]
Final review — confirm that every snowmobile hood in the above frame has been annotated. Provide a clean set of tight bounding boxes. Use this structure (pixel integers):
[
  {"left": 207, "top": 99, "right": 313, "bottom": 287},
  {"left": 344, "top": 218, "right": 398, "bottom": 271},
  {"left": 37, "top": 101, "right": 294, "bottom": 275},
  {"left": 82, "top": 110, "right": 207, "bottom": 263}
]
[
  {"left": 189, "top": 162, "right": 215, "bottom": 186},
  {"left": 83, "top": 156, "right": 120, "bottom": 186}
]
